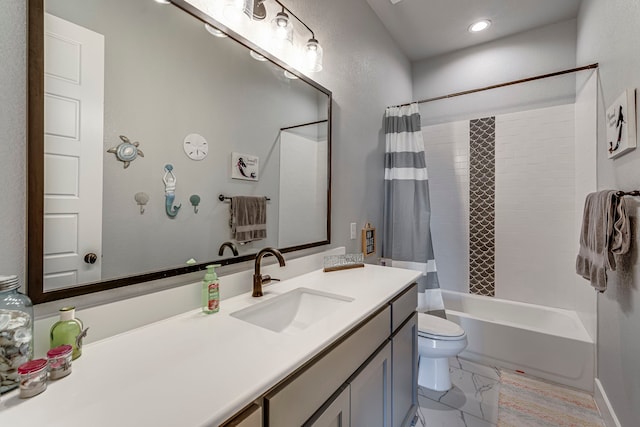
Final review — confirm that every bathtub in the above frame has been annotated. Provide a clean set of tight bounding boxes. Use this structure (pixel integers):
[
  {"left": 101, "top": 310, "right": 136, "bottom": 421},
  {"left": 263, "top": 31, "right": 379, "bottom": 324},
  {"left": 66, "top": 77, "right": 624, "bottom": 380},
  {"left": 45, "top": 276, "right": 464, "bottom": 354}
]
[{"left": 441, "top": 290, "right": 595, "bottom": 391}]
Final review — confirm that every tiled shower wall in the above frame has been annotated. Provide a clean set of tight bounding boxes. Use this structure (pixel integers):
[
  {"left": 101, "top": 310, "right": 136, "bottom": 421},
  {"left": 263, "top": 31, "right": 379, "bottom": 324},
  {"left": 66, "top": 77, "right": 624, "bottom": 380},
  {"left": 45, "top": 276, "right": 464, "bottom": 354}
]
[
  {"left": 422, "top": 121, "right": 470, "bottom": 295},
  {"left": 424, "top": 103, "right": 589, "bottom": 312},
  {"left": 494, "top": 105, "right": 576, "bottom": 307}
]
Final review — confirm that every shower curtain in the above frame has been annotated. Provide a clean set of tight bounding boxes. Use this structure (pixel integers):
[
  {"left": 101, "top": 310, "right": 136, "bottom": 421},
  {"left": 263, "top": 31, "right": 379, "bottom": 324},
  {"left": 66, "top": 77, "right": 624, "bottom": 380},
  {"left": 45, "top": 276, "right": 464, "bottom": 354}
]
[{"left": 382, "top": 103, "right": 444, "bottom": 314}]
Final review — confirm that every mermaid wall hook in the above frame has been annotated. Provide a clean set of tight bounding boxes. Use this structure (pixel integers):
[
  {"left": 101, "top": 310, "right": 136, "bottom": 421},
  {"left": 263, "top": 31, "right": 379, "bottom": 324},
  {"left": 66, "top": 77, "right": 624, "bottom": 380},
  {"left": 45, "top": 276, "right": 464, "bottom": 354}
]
[{"left": 163, "top": 164, "right": 181, "bottom": 218}]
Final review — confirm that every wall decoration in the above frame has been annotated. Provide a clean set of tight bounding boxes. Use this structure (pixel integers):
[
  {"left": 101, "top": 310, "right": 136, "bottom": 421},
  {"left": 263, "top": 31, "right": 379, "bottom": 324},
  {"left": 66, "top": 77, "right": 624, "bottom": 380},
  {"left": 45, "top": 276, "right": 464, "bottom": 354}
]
[
  {"left": 107, "top": 135, "right": 144, "bottom": 168},
  {"left": 607, "top": 89, "right": 637, "bottom": 159},
  {"left": 190, "top": 194, "right": 201, "bottom": 213},
  {"left": 362, "top": 223, "right": 376, "bottom": 256},
  {"left": 134, "top": 192, "right": 149, "bottom": 214},
  {"left": 231, "top": 152, "right": 259, "bottom": 181},
  {"left": 183, "top": 133, "right": 208, "bottom": 161},
  {"left": 162, "top": 164, "right": 181, "bottom": 218}
]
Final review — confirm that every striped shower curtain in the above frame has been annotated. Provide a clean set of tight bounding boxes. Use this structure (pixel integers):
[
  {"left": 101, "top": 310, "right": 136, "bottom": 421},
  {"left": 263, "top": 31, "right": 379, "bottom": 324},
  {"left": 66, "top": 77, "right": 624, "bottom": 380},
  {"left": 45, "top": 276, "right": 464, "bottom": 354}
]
[{"left": 382, "top": 103, "right": 444, "bottom": 314}]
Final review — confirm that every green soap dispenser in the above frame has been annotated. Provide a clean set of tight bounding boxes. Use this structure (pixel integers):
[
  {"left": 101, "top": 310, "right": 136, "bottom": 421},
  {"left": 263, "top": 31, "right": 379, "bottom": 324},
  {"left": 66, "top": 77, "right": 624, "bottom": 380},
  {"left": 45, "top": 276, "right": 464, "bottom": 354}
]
[
  {"left": 202, "top": 264, "right": 221, "bottom": 314},
  {"left": 50, "top": 307, "right": 85, "bottom": 360}
]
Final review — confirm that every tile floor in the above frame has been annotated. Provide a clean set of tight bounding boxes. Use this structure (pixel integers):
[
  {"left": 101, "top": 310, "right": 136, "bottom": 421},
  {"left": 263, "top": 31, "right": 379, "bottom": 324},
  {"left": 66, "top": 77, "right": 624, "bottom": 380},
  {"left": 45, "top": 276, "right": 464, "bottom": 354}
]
[
  {"left": 414, "top": 357, "right": 501, "bottom": 427},
  {"left": 412, "top": 357, "right": 605, "bottom": 427}
]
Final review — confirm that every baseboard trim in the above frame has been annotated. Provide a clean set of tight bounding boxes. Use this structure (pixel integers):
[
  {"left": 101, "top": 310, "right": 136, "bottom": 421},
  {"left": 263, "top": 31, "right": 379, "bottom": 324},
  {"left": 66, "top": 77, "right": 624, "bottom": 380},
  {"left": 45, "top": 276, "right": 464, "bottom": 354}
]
[{"left": 594, "top": 378, "right": 621, "bottom": 427}]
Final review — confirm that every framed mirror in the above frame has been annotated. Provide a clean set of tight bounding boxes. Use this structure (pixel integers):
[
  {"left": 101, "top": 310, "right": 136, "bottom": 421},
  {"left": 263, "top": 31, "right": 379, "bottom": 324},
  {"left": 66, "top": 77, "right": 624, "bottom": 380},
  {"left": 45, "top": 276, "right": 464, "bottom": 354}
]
[{"left": 27, "top": 0, "right": 331, "bottom": 303}]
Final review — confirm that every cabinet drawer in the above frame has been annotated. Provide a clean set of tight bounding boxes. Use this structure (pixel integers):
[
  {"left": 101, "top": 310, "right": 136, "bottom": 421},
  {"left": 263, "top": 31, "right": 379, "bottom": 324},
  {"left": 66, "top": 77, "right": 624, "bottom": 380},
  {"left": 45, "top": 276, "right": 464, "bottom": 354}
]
[
  {"left": 390, "top": 283, "right": 417, "bottom": 333},
  {"left": 265, "top": 306, "right": 391, "bottom": 427}
]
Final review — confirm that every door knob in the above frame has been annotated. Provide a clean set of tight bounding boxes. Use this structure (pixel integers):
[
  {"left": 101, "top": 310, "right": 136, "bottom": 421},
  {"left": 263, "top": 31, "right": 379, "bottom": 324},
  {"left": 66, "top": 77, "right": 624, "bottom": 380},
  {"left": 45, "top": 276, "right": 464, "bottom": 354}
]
[{"left": 84, "top": 253, "right": 98, "bottom": 264}]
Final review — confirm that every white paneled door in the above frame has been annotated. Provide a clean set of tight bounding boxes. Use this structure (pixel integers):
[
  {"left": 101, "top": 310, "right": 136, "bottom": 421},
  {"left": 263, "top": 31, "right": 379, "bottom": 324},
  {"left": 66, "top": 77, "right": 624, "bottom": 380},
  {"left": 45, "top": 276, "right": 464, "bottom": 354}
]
[{"left": 43, "top": 14, "right": 104, "bottom": 291}]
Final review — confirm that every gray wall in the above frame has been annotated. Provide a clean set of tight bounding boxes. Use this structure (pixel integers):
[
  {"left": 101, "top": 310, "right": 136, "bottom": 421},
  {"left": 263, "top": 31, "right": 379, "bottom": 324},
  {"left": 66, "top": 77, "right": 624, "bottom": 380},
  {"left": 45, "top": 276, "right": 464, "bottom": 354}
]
[
  {"left": 0, "top": 0, "right": 411, "bottom": 300},
  {"left": 412, "top": 19, "right": 578, "bottom": 126},
  {"left": 577, "top": 0, "right": 640, "bottom": 424},
  {"left": 0, "top": 1, "right": 26, "bottom": 285},
  {"left": 283, "top": 0, "right": 413, "bottom": 257}
]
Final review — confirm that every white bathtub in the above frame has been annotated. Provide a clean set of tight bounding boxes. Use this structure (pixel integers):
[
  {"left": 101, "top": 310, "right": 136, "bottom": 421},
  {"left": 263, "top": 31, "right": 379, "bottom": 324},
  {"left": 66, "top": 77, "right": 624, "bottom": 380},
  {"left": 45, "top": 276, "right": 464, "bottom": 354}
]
[{"left": 442, "top": 290, "right": 595, "bottom": 391}]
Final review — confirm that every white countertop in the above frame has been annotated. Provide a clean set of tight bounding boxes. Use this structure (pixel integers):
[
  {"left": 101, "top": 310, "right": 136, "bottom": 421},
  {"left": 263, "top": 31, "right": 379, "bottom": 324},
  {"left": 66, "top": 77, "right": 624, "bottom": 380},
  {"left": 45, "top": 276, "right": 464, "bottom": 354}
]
[{"left": 0, "top": 265, "right": 420, "bottom": 426}]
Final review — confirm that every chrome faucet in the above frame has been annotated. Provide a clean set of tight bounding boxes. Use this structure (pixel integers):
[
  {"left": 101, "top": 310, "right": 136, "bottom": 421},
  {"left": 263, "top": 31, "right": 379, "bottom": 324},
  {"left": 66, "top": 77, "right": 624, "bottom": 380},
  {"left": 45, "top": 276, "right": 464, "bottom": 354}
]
[
  {"left": 218, "top": 241, "right": 239, "bottom": 256},
  {"left": 252, "top": 247, "right": 286, "bottom": 297}
]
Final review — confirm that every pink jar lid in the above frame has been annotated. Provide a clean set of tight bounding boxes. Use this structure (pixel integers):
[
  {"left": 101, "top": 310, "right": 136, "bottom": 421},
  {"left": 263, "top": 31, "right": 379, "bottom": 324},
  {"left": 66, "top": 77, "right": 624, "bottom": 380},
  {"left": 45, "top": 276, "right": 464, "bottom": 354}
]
[
  {"left": 18, "top": 359, "right": 48, "bottom": 374},
  {"left": 47, "top": 345, "right": 73, "bottom": 358}
]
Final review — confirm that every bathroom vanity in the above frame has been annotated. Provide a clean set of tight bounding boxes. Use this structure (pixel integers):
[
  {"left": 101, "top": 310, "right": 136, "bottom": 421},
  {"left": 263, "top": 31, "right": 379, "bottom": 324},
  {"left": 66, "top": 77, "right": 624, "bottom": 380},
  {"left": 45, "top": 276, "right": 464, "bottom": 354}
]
[{"left": 0, "top": 265, "right": 420, "bottom": 427}]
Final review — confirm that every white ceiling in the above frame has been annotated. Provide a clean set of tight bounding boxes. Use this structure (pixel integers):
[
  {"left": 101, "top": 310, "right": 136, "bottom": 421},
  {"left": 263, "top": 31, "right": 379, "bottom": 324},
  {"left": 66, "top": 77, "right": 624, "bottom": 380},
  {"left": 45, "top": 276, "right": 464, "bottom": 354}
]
[{"left": 365, "top": 0, "right": 582, "bottom": 61}]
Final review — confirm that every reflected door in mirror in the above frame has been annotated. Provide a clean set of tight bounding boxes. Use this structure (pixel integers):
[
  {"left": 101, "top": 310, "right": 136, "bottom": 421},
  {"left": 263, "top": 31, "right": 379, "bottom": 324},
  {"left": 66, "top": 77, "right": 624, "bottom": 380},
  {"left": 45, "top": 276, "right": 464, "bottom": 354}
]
[{"left": 43, "top": 14, "right": 104, "bottom": 291}]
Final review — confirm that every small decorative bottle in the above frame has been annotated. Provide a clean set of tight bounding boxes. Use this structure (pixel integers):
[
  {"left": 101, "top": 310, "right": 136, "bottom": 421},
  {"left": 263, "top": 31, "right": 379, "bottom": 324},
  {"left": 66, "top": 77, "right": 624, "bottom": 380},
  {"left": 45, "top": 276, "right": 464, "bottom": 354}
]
[
  {"left": 202, "top": 264, "right": 221, "bottom": 314},
  {"left": 50, "top": 307, "right": 84, "bottom": 360}
]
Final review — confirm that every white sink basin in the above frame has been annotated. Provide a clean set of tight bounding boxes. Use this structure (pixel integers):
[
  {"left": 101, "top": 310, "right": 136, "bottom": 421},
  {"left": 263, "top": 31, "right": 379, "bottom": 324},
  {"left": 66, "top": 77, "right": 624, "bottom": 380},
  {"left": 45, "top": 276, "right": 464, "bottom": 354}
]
[{"left": 230, "top": 287, "right": 354, "bottom": 333}]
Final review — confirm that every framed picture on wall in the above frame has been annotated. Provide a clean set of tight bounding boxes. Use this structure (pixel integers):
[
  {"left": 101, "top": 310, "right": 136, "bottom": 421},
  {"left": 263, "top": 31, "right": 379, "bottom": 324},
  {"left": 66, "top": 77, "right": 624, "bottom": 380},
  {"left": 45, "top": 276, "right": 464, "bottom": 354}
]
[
  {"left": 231, "top": 152, "right": 259, "bottom": 181},
  {"left": 606, "top": 89, "right": 637, "bottom": 159}
]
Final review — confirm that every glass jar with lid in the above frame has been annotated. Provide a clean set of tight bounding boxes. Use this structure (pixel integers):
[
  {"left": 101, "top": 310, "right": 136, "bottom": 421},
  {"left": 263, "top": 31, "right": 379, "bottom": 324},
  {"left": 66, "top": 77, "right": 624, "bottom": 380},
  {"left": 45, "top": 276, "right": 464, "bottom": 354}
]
[{"left": 0, "top": 275, "right": 34, "bottom": 394}]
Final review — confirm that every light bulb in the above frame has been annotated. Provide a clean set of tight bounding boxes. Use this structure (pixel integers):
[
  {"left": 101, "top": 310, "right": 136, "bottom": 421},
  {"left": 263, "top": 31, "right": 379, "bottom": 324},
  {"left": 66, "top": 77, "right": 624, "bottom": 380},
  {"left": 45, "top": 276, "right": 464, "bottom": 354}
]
[{"left": 284, "top": 70, "right": 299, "bottom": 80}]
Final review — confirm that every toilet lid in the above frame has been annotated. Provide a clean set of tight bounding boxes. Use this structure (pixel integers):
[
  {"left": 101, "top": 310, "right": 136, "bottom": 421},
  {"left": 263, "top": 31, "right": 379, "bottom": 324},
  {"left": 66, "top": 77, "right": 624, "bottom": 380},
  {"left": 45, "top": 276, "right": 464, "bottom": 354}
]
[{"left": 418, "top": 313, "right": 465, "bottom": 339}]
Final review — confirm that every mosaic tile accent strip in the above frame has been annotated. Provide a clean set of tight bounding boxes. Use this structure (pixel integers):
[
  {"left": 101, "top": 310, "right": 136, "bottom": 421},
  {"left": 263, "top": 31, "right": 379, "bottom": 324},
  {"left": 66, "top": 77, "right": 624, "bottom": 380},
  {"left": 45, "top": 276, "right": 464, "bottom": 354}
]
[{"left": 469, "top": 117, "right": 496, "bottom": 297}]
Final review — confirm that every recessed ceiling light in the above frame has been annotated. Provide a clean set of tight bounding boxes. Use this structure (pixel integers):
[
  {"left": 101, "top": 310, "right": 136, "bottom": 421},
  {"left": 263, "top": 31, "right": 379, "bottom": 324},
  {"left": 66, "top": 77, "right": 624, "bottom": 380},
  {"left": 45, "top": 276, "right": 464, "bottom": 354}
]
[
  {"left": 154, "top": 0, "right": 171, "bottom": 4},
  {"left": 469, "top": 20, "right": 491, "bottom": 33}
]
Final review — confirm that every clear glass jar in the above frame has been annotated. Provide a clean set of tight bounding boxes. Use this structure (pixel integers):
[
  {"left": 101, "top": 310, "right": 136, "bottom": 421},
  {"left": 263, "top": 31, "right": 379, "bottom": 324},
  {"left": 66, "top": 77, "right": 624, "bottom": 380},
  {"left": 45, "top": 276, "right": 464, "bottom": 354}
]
[
  {"left": 47, "top": 344, "right": 73, "bottom": 380},
  {"left": 17, "top": 359, "right": 47, "bottom": 398},
  {"left": 0, "top": 275, "right": 34, "bottom": 394}
]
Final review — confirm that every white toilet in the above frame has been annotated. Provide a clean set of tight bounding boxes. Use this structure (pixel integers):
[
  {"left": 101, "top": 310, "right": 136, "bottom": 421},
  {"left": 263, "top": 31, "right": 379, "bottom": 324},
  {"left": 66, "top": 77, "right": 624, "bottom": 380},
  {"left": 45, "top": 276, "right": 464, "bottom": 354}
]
[{"left": 417, "top": 313, "right": 468, "bottom": 391}]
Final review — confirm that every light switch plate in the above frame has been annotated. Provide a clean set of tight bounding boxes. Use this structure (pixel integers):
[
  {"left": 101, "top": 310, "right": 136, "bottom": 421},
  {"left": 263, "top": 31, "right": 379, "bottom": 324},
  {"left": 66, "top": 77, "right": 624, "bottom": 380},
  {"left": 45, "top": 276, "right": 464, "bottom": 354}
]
[{"left": 350, "top": 222, "right": 357, "bottom": 239}]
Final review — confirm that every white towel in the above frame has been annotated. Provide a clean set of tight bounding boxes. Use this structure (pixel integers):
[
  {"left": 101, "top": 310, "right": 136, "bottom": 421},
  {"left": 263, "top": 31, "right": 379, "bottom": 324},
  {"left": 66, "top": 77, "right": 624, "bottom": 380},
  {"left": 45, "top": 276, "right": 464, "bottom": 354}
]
[{"left": 576, "top": 190, "right": 630, "bottom": 292}]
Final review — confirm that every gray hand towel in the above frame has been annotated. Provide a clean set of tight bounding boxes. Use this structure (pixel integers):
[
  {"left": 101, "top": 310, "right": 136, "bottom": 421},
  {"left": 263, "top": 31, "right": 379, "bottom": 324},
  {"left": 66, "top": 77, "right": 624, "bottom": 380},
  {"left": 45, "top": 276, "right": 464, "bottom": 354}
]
[
  {"left": 576, "top": 190, "right": 630, "bottom": 292},
  {"left": 230, "top": 196, "right": 267, "bottom": 243}
]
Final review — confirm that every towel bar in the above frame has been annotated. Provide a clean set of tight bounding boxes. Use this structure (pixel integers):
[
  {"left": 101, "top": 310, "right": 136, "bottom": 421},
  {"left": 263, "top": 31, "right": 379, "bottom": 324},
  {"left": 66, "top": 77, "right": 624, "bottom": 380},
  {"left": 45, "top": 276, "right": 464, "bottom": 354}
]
[
  {"left": 615, "top": 190, "right": 640, "bottom": 198},
  {"left": 218, "top": 194, "right": 271, "bottom": 202}
]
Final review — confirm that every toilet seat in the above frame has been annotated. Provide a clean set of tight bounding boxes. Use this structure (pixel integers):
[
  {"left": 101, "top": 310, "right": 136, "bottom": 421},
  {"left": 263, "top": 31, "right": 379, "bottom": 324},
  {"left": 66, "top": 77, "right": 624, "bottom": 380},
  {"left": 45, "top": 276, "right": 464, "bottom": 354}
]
[{"left": 418, "top": 313, "right": 465, "bottom": 341}]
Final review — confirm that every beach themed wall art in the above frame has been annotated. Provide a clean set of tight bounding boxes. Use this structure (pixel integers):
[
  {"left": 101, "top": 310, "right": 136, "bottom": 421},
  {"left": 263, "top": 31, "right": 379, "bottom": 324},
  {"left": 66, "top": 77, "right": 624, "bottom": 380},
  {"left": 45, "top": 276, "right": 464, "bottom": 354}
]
[
  {"left": 607, "top": 89, "right": 636, "bottom": 159},
  {"left": 231, "top": 152, "right": 259, "bottom": 181}
]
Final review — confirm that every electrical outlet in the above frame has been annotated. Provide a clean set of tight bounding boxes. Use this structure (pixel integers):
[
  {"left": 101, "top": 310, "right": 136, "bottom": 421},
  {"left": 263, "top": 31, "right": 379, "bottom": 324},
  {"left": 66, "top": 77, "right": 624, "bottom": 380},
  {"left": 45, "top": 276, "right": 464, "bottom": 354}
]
[{"left": 350, "top": 222, "right": 357, "bottom": 240}]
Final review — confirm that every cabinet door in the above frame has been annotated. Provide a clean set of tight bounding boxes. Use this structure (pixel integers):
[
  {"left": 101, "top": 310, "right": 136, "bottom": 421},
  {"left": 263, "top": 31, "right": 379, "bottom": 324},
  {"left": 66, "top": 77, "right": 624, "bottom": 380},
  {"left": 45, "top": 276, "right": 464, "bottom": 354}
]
[
  {"left": 304, "top": 385, "right": 350, "bottom": 427},
  {"left": 349, "top": 342, "right": 392, "bottom": 427},
  {"left": 222, "top": 403, "right": 261, "bottom": 427},
  {"left": 392, "top": 313, "right": 418, "bottom": 427}
]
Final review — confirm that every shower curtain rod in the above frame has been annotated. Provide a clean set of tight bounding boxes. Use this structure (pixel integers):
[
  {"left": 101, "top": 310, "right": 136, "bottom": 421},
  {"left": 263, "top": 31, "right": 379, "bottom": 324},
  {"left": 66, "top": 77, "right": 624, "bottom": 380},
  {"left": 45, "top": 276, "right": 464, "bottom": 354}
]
[{"left": 390, "top": 63, "right": 599, "bottom": 108}]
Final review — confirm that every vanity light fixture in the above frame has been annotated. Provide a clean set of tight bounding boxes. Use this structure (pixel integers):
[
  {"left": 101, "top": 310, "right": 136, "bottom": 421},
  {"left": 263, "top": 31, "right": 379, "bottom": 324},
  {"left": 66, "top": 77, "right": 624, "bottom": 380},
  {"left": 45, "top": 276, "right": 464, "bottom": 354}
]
[
  {"left": 204, "top": 0, "right": 325, "bottom": 74},
  {"left": 224, "top": 0, "right": 255, "bottom": 22},
  {"left": 305, "top": 37, "right": 323, "bottom": 72},
  {"left": 469, "top": 19, "right": 491, "bottom": 33},
  {"left": 272, "top": 8, "right": 293, "bottom": 44}
]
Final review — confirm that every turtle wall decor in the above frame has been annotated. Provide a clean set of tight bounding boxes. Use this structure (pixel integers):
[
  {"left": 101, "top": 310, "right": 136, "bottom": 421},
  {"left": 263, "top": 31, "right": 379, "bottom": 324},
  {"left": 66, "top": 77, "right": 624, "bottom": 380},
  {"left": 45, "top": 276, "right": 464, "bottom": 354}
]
[{"left": 107, "top": 135, "right": 144, "bottom": 168}]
